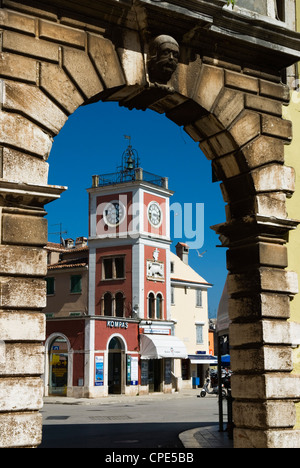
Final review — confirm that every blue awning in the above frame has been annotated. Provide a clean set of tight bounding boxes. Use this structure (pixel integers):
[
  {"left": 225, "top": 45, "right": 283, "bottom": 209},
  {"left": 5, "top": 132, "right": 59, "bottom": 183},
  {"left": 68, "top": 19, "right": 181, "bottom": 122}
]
[{"left": 221, "top": 354, "right": 230, "bottom": 364}]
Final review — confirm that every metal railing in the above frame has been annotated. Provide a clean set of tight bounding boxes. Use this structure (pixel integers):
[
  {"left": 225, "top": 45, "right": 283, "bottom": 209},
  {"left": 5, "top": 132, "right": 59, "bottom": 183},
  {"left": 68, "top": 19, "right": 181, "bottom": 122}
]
[{"left": 92, "top": 169, "right": 168, "bottom": 189}]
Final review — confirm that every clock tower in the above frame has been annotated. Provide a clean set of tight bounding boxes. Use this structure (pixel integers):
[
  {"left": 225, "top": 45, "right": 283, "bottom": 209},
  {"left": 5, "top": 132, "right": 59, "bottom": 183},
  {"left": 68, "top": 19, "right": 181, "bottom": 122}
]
[
  {"left": 86, "top": 139, "right": 180, "bottom": 396},
  {"left": 87, "top": 139, "right": 173, "bottom": 324}
]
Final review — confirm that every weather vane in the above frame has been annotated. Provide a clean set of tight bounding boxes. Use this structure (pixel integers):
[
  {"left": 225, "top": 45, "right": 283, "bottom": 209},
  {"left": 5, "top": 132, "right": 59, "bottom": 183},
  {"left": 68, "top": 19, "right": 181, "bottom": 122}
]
[{"left": 124, "top": 135, "right": 131, "bottom": 144}]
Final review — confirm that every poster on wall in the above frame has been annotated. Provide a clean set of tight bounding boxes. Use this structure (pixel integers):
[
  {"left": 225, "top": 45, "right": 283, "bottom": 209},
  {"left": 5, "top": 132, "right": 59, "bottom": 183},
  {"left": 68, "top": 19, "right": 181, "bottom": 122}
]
[
  {"left": 95, "top": 356, "right": 104, "bottom": 386},
  {"left": 141, "top": 360, "right": 148, "bottom": 386},
  {"left": 164, "top": 358, "right": 172, "bottom": 385},
  {"left": 130, "top": 356, "right": 139, "bottom": 385},
  {"left": 126, "top": 355, "right": 131, "bottom": 385}
]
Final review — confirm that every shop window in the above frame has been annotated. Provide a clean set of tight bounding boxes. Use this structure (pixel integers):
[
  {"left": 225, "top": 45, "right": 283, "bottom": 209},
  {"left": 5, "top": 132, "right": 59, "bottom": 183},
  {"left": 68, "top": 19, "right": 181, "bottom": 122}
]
[
  {"left": 104, "top": 292, "right": 113, "bottom": 316},
  {"left": 103, "top": 256, "right": 125, "bottom": 280},
  {"left": 70, "top": 275, "right": 82, "bottom": 293},
  {"left": 46, "top": 277, "right": 55, "bottom": 295},
  {"left": 115, "top": 292, "right": 124, "bottom": 317},
  {"left": 49, "top": 336, "right": 68, "bottom": 396},
  {"left": 148, "top": 292, "right": 155, "bottom": 319}
]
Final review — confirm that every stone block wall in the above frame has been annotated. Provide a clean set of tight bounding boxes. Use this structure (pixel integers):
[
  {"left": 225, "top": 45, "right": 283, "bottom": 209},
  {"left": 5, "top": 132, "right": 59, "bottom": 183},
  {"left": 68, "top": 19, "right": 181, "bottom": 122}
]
[{"left": 0, "top": 0, "right": 299, "bottom": 448}]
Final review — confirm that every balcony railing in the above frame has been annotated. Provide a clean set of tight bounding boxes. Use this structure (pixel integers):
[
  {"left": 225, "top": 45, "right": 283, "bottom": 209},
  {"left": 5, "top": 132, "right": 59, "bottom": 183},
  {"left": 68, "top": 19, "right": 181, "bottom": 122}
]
[{"left": 92, "top": 168, "right": 168, "bottom": 189}]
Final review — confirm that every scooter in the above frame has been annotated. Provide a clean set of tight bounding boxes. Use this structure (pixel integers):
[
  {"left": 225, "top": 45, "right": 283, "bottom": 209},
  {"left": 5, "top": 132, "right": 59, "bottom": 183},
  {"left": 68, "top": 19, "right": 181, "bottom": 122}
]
[{"left": 198, "top": 377, "right": 227, "bottom": 398}]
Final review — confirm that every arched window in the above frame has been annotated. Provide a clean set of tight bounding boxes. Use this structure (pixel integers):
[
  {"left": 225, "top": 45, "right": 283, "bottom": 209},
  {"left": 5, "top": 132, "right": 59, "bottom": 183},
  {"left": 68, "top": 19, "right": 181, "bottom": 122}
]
[
  {"left": 115, "top": 292, "right": 124, "bottom": 317},
  {"left": 156, "top": 293, "right": 163, "bottom": 319},
  {"left": 148, "top": 292, "right": 155, "bottom": 319},
  {"left": 103, "top": 292, "right": 113, "bottom": 316},
  {"left": 109, "top": 336, "right": 123, "bottom": 350}
]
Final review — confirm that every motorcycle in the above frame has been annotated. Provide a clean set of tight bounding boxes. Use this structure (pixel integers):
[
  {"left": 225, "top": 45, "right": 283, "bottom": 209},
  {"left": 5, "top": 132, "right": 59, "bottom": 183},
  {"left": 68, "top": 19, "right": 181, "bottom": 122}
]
[
  {"left": 198, "top": 376, "right": 227, "bottom": 399},
  {"left": 222, "top": 370, "right": 232, "bottom": 390}
]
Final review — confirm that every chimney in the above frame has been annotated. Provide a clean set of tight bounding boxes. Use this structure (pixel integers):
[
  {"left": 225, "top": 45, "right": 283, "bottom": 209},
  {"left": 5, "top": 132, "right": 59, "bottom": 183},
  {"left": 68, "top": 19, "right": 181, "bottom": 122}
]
[
  {"left": 176, "top": 242, "right": 189, "bottom": 265},
  {"left": 65, "top": 238, "right": 74, "bottom": 249},
  {"left": 75, "top": 236, "right": 88, "bottom": 248}
]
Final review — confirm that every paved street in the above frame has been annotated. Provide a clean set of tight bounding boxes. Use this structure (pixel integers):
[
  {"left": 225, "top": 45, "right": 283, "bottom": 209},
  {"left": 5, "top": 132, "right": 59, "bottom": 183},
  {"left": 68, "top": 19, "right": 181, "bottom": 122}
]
[{"left": 39, "top": 390, "right": 227, "bottom": 449}]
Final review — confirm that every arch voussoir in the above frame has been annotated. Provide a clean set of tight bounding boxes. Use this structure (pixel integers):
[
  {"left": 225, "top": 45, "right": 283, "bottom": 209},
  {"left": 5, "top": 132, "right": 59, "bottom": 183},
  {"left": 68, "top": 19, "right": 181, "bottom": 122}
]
[
  {"left": 0, "top": 111, "right": 52, "bottom": 158},
  {"left": 62, "top": 46, "right": 104, "bottom": 101},
  {"left": 3, "top": 80, "right": 68, "bottom": 135},
  {"left": 39, "top": 62, "right": 84, "bottom": 115},
  {"left": 88, "top": 33, "right": 126, "bottom": 91}
]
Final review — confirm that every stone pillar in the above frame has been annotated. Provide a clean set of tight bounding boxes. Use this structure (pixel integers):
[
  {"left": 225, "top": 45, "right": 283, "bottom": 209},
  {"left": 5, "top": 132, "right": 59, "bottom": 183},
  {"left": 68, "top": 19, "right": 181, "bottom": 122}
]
[
  {"left": 0, "top": 182, "right": 65, "bottom": 447},
  {"left": 213, "top": 216, "right": 300, "bottom": 447},
  {"left": 204, "top": 70, "right": 300, "bottom": 447}
]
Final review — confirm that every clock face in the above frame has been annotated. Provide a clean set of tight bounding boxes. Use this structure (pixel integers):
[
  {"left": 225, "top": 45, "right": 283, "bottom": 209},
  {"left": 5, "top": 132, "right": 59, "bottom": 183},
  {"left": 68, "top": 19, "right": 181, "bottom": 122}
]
[
  {"left": 148, "top": 201, "right": 162, "bottom": 227},
  {"left": 104, "top": 201, "right": 125, "bottom": 226}
]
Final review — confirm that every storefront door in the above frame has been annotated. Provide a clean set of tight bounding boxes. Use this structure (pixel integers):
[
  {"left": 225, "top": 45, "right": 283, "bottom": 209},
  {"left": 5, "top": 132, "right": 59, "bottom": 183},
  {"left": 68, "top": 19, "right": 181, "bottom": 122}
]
[
  {"left": 148, "top": 359, "right": 162, "bottom": 392},
  {"left": 108, "top": 337, "right": 125, "bottom": 394},
  {"left": 49, "top": 337, "right": 68, "bottom": 396}
]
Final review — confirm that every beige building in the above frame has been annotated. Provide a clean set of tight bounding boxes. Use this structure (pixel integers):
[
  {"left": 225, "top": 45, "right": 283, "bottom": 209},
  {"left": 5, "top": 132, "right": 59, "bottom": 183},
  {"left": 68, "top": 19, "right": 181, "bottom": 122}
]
[
  {"left": 44, "top": 237, "right": 89, "bottom": 319},
  {"left": 171, "top": 243, "right": 213, "bottom": 389}
]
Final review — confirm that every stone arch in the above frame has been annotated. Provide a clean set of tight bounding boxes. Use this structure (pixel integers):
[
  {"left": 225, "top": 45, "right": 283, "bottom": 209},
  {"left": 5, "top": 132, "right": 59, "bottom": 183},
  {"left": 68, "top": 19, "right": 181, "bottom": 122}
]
[
  {"left": 0, "top": 2, "right": 299, "bottom": 449},
  {"left": 107, "top": 334, "right": 127, "bottom": 353}
]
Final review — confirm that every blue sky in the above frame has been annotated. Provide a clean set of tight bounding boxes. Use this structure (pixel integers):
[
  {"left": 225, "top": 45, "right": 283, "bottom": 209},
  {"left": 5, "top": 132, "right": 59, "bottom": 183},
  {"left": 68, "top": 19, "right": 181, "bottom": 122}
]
[{"left": 46, "top": 101, "right": 227, "bottom": 318}]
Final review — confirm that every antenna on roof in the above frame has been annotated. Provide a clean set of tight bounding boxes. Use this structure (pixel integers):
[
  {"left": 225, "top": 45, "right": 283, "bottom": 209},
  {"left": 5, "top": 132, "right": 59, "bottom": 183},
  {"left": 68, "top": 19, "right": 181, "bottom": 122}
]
[{"left": 49, "top": 223, "right": 67, "bottom": 246}]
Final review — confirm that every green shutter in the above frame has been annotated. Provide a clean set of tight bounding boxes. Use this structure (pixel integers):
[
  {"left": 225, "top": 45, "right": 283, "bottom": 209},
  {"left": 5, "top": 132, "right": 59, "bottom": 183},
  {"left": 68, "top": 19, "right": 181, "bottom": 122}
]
[
  {"left": 70, "top": 275, "right": 82, "bottom": 293},
  {"left": 46, "top": 277, "right": 55, "bottom": 295}
]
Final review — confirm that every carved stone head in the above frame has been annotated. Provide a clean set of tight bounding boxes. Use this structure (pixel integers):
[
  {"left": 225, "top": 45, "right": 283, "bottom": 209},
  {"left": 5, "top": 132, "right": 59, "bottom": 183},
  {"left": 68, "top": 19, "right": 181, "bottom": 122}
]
[{"left": 147, "top": 35, "right": 179, "bottom": 84}]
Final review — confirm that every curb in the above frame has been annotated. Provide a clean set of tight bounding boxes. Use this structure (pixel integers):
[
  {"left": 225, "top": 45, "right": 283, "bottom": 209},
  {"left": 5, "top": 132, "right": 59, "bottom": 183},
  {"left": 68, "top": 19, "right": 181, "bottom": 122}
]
[
  {"left": 179, "top": 425, "right": 233, "bottom": 449},
  {"left": 179, "top": 427, "right": 202, "bottom": 448}
]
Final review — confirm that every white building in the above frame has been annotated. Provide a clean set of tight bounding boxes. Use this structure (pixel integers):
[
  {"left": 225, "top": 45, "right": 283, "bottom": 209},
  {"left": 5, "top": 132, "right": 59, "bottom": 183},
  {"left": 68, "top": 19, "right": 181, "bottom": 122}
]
[{"left": 170, "top": 243, "right": 214, "bottom": 389}]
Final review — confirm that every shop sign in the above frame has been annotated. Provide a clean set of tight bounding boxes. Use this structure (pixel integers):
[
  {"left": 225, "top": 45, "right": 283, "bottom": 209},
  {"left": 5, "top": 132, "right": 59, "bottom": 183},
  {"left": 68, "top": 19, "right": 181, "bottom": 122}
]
[
  {"left": 143, "top": 327, "right": 169, "bottom": 335},
  {"left": 106, "top": 320, "right": 128, "bottom": 329}
]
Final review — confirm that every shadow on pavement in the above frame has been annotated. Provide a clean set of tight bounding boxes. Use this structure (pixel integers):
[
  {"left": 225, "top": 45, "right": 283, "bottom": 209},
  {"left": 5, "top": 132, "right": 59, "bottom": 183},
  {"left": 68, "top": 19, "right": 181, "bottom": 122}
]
[{"left": 39, "top": 421, "right": 219, "bottom": 449}]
